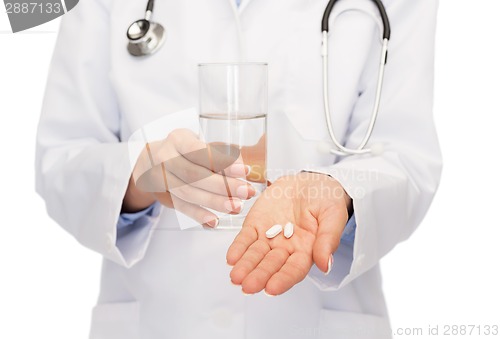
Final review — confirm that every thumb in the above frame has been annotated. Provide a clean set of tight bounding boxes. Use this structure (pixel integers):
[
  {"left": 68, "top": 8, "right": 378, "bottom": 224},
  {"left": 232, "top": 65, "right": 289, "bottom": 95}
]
[{"left": 312, "top": 206, "right": 348, "bottom": 274}]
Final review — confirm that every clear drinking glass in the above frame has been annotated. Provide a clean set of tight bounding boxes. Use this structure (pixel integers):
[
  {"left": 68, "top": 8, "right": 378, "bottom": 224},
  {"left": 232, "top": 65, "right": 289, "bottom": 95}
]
[{"left": 198, "top": 63, "right": 268, "bottom": 229}]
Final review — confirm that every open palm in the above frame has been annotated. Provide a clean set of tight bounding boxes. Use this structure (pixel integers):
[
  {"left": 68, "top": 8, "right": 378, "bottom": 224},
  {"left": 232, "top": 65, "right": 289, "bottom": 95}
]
[{"left": 226, "top": 172, "right": 351, "bottom": 296}]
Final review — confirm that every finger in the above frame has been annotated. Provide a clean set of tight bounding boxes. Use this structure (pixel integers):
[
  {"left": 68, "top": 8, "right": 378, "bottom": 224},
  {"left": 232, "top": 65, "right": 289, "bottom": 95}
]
[
  {"left": 312, "top": 205, "right": 347, "bottom": 273},
  {"left": 173, "top": 133, "right": 244, "bottom": 176},
  {"left": 226, "top": 226, "right": 259, "bottom": 266},
  {"left": 229, "top": 239, "right": 270, "bottom": 285},
  {"left": 136, "top": 136, "right": 252, "bottom": 197},
  {"left": 167, "top": 172, "right": 243, "bottom": 214},
  {"left": 166, "top": 156, "right": 255, "bottom": 199},
  {"left": 265, "top": 252, "right": 312, "bottom": 296},
  {"left": 135, "top": 129, "right": 246, "bottom": 183},
  {"left": 155, "top": 192, "right": 219, "bottom": 228},
  {"left": 135, "top": 156, "right": 255, "bottom": 200},
  {"left": 240, "top": 247, "right": 289, "bottom": 294}
]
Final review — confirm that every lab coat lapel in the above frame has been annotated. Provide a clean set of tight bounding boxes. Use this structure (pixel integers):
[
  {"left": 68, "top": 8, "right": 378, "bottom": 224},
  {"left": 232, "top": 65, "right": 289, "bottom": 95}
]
[
  {"left": 225, "top": 0, "right": 254, "bottom": 15},
  {"left": 236, "top": 0, "right": 254, "bottom": 14}
]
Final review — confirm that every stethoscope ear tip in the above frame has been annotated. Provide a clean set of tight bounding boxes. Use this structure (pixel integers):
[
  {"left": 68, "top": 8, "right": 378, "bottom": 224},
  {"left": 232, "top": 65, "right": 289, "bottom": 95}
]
[{"left": 370, "top": 143, "right": 384, "bottom": 156}]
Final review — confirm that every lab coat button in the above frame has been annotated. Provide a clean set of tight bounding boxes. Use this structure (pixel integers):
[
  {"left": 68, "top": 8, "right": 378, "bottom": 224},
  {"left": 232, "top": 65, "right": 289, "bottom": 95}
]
[{"left": 210, "top": 308, "right": 233, "bottom": 329}]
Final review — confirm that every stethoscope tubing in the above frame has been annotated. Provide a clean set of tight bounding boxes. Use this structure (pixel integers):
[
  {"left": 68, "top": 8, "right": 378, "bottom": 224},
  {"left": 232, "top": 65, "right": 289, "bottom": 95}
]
[{"left": 321, "top": 0, "right": 390, "bottom": 156}]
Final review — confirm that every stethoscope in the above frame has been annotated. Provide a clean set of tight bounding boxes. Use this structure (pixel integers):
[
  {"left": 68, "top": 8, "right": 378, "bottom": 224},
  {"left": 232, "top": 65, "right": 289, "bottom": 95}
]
[
  {"left": 126, "top": 0, "right": 166, "bottom": 57},
  {"left": 126, "top": 0, "right": 391, "bottom": 157},
  {"left": 322, "top": 0, "right": 390, "bottom": 156}
]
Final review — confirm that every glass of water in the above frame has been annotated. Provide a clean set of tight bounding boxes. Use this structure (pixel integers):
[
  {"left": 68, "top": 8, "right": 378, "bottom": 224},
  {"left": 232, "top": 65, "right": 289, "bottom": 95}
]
[{"left": 198, "top": 63, "right": 268, "bottom": 229}]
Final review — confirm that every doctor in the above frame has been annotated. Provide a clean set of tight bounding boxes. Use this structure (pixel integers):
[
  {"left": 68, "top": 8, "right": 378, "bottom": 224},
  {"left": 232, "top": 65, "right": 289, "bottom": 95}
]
[{"left": 36, "top": 0, "right": 442, "bottom": 338}]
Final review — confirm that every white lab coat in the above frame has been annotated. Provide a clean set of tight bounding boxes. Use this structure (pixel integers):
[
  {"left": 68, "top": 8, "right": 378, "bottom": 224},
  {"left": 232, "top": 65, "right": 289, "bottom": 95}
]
[{"left": 35, "top": 0, "right": 442, "bottom": 338}]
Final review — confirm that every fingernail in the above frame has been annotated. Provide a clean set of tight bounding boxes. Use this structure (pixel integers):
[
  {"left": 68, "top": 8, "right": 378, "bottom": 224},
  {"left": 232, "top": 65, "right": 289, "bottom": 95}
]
[
  {"left": 230, "top": 279, "right": 238, "bottom": 286},
  {"left": 236, "top": 185, "right": 256, "bottom": 199},
  {"left": 226, "top": 164, "right": 246, "bottom": 177},
  {"left": 245, "top": 165, "right": 252, "bottom": 175},
  {"left": 224, "top": 199, "right": 242, "bottom": 212},
  {"left": 264, "top": 290, "right": 276, "bottom": 297},
  {"left": 203, "top": 216, "right": 219, "bottom": 228},
  {"left": 324, "top": 255, "right": 333, "bottom": 275},
  {"left": 242, "top": 290, "right": 252, "bottom": 296}
]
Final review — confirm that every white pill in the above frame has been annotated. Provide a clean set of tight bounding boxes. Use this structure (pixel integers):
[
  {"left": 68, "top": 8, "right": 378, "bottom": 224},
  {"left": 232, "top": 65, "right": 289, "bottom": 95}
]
[
  {"left": 284, "top": 222, "right": 294, "bottom": 239},
  {"left": 265, "top": 224, "right": 283, "bottom": 239}
]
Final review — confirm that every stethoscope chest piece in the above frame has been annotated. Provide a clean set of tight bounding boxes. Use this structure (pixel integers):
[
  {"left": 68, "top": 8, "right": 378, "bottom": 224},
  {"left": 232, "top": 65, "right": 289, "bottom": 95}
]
[{"left": 127, "top": 19, "right": 166, "bottom": 57}]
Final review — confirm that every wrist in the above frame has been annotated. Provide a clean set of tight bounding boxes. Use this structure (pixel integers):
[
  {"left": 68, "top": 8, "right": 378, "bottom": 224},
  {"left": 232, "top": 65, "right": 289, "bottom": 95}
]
[{"left": 122, "top": 176, "right": 156, "bottom": 213}]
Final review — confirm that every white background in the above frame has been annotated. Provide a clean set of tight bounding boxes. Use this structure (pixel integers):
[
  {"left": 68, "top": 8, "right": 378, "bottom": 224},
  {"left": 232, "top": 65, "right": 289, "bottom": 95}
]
[{"left": 1, "top": 1, "right": 499, "bottom": 338}]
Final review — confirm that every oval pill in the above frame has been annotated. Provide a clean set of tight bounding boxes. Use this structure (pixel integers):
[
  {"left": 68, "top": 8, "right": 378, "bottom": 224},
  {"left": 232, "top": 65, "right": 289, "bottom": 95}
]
[
  {"left": 265, "top": 224, "right": 283, "bottom": 239},
  {"left": 284, "top": 222, "right": 294, "bottom": 239}
]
